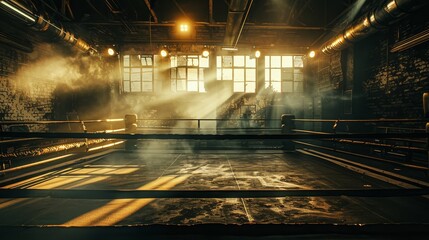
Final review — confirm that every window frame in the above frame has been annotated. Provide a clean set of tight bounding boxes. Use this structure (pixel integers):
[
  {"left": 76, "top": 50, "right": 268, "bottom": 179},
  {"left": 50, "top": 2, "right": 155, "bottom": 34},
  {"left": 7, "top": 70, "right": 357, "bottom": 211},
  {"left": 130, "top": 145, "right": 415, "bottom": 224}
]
[
  {"left": 170, "top": 55, "right": 208, "bottom": 93},
  {"left": 122, "top": 54, "right": 155, "bottom": 93},
  {"left": 265, "top": 55, "right": 304, "bottom": 93},
  {"left": 216, "top": 55, "right": 256, "bottom": 93}
]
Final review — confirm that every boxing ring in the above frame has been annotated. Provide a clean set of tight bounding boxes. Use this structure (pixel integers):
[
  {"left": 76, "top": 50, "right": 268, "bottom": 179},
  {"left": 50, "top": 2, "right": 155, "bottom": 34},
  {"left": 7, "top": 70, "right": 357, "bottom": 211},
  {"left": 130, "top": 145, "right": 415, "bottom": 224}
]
[{"left": 0, "top": 116, "right": 429, "bottom": 239}]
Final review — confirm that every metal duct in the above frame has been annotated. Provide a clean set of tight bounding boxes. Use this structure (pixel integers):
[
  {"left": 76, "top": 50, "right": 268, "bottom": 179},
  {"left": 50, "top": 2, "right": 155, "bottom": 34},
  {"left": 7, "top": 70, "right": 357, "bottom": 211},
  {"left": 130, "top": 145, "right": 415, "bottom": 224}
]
[
  {"left": 321, "top": 0, "right": 428, "bottom": 54},
  {"left": 0, "top": 0, "right": 97, "bottom": 54},
  {"left": 223, "top": 0, "right": 252, "bottom": 48}
]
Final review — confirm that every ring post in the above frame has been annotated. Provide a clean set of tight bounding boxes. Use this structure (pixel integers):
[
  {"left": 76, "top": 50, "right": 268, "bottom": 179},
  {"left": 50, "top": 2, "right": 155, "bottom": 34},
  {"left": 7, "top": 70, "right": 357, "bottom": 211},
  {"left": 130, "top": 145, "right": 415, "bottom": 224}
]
[
  {"left": 124, "top": 114, "right": 138, "bottom": 151},
  {"left": 423, "top": 93, "right": 429, "bottom": 176},
  {"left": 281, "top": 114, "right": 295, "bottom": 152}
]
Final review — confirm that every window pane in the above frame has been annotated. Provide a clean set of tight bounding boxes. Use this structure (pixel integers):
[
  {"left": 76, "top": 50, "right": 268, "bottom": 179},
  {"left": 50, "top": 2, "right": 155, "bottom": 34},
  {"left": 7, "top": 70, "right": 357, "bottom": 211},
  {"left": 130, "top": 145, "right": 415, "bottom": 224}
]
[
  {"left": 170, "top": 56, "right": 177, "bottom": 67},
  {"left": 265, "top": 56, "right": 270, "bottom": 68},
  {"left": 272, "top": 82, "right": 281, "bottom": 92},
  {"left": 131, "top": 81, "right": 141, "bottom": 92},
  {"left": 123, "top": 55, "right": 130, "bottom": 66},
  {"left": 142, "top": 68, "right": 152, "bottom": 81},
  {"left": 199, "top": 81, "right": 205, "bottom": 93},
  {"left": 282, "top": 69, "right": 293, "bottom": 81},
  {"left": 246, "top": 69, "right": 256, "bottom": 81},
  {"left": 245, "top": 56, "right": 255, "bottom": 67},
  {"left": 234, "top": 68, "right": 244, "bottom": 81},
  {"left": 131, "top": 68, "right": 141, "bottom": 81},
  {"left": 177, "top": 56, "right": 187, "bottom": 66},
  {"left": 282, "top": 82, "right": 293, "bottom": 92},
  {"left": 234, "top": 56, "right": 245, "bottom": 67},
  {"left": 142, "top": 82, "right": 152, "bottom": 92},
  {"left": 177, "top": 68, "right": 186, "bottom": 79},
  {"left": 294, "top": 81, "right": 303, "bottom": 92},
  {"left": 246, "top": 82, "right": 256, "bottom": 93},
  {"left": 271, "top": 56, "right": 281, "bottom": 68},
  {"left": 217, "top": 68, "right": 222, "bottom": 80},
  {"left": 141, "top": 56, "right": 152, "bottom": 66},
  {"left": 265, "top": 69, "right": 270, "bottom": 80},
  {"left": 294, "top": 68, "right": 303, "bottom": 81},
  {"left": 171, "top": 80, "right": 176, "bottom": 91},
  {"left": 177, "top": 80, "right": 186, "bottom": 91},
  {"left": 223, "top": 56, "right": 233, "bottom": 67},
  {"left": 265, "top": 82, "right": 270, "bottom": 89},
  {"left": 188, "top": 81, "right": 198, "bottom": 92},
  {"left": 234, "top": 82, "right": 244, "bottom": 92},
  {"left": 131, "top": 55, "right": 141, "bottom": 67},
  {"left": 123, "top": 68, "right": 130, "bottom": 80},
  {"left": 282, "top": 56, "right": 293, "bottom": 67},
  {"left": 146, "top": 56, "right": 153, "bottom": 66},
  {"left": 170, "top": 68, "right": 176, "bottom": 79},
  {"left": 123, "top": 81, "right": 130, "bottom": 92},
  {"left": 187, "top": 56, "right": 198, "bottom": 66},
  {"left": 217, "top": 56, "right": 221, "bottom": 67},
  {"left": 199, "top": 56, "right": 209, "bottom": 68},
  {"left": 223, "top": 68, "right": 232, "bottom": 80},
  {"left": 188, "top": 68, "right": 198, "bottom": 80},
  {"left": 294, "top": 56, "right": 304, "bottom": 68},
  {"left": 199, "top": 69, "right": 204, "bottom": 81},
  {"left": 271, "top": 69, "right": 281, "bottom": 81}
]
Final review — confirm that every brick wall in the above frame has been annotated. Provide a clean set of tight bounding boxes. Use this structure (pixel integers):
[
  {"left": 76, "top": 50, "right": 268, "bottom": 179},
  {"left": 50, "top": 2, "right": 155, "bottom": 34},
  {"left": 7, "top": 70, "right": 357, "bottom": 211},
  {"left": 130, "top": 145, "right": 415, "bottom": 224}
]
[
  {"left": 361, "top": 18, "right": 429, "bottom": 119},
  {"left": 0, "top": 44, "right": 55, "bottom": 125},
  {"left": 314, "top": 5, "right": 429, "bottom": 120}
]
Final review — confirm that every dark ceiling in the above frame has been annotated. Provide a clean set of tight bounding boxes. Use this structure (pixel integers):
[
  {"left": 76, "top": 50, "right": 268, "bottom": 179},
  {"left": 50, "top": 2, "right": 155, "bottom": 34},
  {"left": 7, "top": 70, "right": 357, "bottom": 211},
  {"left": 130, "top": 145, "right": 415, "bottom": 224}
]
[{"left": 2, "top": 0, "right": 364, "bottom": 51}]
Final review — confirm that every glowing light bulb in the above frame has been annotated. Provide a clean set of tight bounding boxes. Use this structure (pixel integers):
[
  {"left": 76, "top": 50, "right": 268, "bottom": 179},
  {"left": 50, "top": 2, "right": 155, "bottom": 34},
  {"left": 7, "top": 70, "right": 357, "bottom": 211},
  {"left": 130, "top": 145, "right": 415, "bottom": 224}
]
[
  {"left": 202, "top": 50, "right": 209, "bottom": 57},
  {"left": 309, "top": 50, "right": 316, "bottom": 58},
  {"left": 255, "top": 50, "right": 261, "bottom": 58},
  {"left": 160, "top": 49, "right": 168, "bottom": 57},
  {"left": 180, "top": 23, "right": 189, "bottom": 32},
  {"left": 107, "top": 48, "right": 115, "bottom": 56}
]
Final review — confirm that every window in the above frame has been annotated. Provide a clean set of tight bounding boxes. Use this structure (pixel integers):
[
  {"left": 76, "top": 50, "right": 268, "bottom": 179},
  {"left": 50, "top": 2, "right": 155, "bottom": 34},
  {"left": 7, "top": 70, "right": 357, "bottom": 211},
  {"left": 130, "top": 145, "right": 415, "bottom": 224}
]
[
  {"left": 216, "top": 55, "right": 256, "bottom": 93},
  {"left": 265, "top": 55, "right": 304, "bottom": 93},
  {"left": 170, "top": 55, "right": 209, "bottom": 92},
  {"left": 122, "top": 55, "right": 155, "bottom": 92}
]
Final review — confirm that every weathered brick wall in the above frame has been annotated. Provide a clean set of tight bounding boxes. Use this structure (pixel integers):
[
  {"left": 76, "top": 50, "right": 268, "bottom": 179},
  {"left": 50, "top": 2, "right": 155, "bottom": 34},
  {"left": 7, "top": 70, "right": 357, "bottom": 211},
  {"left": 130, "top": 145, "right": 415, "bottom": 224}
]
[
  {"left": 362, "top": 19, "right": 429, "bottom": 119},
  {"left": 0, "top": 44, "right": 55, "bottom": 125},
  {"left": 314, "top": 5, "right": 429, "bottom": 120}
]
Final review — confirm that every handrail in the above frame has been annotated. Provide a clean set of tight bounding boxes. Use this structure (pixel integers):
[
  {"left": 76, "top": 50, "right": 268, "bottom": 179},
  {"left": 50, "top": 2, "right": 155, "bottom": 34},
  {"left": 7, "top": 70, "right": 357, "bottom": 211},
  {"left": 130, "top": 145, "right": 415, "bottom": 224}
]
[
  {"left": 0, "top": 119, "right": 124, "bottom": 125},
  {"left": 137, "top": 118, "right": 281, "bottom": 121},
  {"left": 0, "top": 132, "right": 427, "bottom": 139},
  {"left": 293, "top": 118, "right": 427, "bottom": 123}
]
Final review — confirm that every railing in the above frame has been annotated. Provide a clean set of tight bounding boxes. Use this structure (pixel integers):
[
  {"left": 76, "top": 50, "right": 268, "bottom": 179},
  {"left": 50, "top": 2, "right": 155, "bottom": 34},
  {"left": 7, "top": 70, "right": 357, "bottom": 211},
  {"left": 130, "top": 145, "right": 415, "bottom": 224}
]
[
  {"left": 285, "top": 117, "right": 429, "bottom": 172},
  {"left": 135, "top": 118, "right": 282, "bottom": 135},
  {"left": 2, "top": 116, "right": 429, "bottom": 173},
  {"left": 0, "top": 118, "right": 125, "bottom": 170}
]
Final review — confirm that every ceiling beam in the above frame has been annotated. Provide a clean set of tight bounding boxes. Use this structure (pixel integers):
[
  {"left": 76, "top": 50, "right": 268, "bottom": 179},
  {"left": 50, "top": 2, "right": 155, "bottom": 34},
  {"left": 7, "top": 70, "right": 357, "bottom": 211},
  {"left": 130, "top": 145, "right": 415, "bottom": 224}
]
[
  {"left": 286, "top": 0, "right": 298, "bottom": 25},
  {"left": 295, "top": 0, "right": 312, "bottom": 23},
  {"left": 143, "top": 0, "right": 158, "bottom": 23},
  {"left": 209, "top": 0, "right": 213, "bottom": 23},
  {"left": 80, "top": 21, "right": 326, "bottom": 30},
  {"left": 173, "top": 0, "right": 189, "bottom": 19},
  {"left": 61, "top": 0, "right": 74, "bottom": 19}
]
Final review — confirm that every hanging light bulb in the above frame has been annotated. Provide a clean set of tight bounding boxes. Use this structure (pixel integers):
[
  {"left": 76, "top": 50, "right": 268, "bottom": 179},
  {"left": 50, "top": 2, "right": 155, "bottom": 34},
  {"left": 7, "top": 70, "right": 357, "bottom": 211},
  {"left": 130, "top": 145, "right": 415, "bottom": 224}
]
[
  {"left": 308, "top": 50, "right": 316, "bottom": 58},
  {"left": 160, "top": 49, "right": 168, "bottom": 57},
  {"left": 107, "top": 48, "right": 115, "bottom": 56},
  {"left": 202, "top": 49, "right": 210, "bottom": 58},
  {"left": 254, "top": 50, "right": 261, "bottom": 58}
]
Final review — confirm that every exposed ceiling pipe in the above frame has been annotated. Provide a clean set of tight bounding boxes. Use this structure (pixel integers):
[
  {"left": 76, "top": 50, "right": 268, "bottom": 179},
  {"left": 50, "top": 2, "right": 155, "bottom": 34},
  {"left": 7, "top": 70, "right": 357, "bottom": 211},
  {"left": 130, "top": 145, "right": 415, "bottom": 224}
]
[
  {"left": 223, "top": 0, "right": 253, "bottom": 48},
  {"left": 0, "top": 0, "right": 97, "bottom": 55},
  {"left": 321, "top": 0, "right": 428, "bottom": 54}
]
